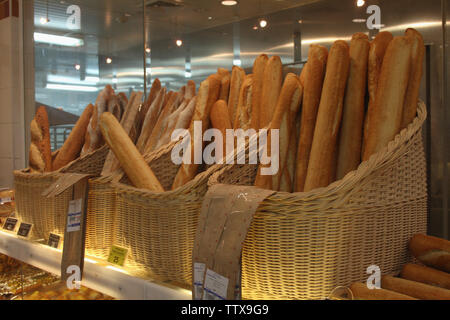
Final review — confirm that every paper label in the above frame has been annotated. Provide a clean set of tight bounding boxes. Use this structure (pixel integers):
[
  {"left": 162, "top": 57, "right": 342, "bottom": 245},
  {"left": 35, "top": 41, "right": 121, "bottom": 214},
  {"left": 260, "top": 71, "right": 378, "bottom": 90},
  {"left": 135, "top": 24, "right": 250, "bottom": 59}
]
[
  {"left": 67, "top": 199, "right": 82, "bottom": 232},
  {"left": 203, "top": 269, "right": 229, "bottom": 300},
  {"left": 17, "top": 222, "right": 32, "bottom": 238},
  {"left": 107, "top": 245, "right": 128, "bottom": 267},
  {"left": 2, "top": 217, "right": 18, "bottom": 232},
  {"left": 0, "top": 197, "right": 12, "bottom": 204},
  {"left": 193, "top": 262, "right": 206, "bottom": 300},
  {"left": 48, "top": 233, "right": 61, "bottom": 249}
]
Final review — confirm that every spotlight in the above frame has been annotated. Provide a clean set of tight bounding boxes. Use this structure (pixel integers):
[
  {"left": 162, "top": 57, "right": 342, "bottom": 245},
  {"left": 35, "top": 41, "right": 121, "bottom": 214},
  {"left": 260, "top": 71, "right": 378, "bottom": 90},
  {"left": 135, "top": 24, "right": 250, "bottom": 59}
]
[
  {"left": 297, "top": 19, "right": 303, "bottom": 24},
  {"left": 357, "top": 0, "right": 365, "bottom": 7},
  {"left": 259, "top": 19, "right": 267, "bottom": 28},
  {"left": 106, "top": 57, "right": 112, "bottom": 64},
  {"left": 352, "top": 18, "right": 366, "bottom": 23},
  {"left": 145, "top": 47, "right": 151, "bottom": 53},
  {"left": 221, "top": 0, "right": 238, "bottom": 6},
  {"left": 74, "top": 64, "right": 81, "bottom": 70},
  {"left": 176, "top": 39, "right": 183, "bottom": 47}
]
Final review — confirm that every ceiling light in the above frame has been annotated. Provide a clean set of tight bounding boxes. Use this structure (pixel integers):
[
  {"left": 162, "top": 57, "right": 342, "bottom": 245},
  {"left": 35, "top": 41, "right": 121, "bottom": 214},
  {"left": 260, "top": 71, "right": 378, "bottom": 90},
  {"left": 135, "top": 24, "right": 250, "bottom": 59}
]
[
  {"left": 252, "top": 25, "right": 258, "bottom": 30},
  {"left": 46, "top": 83, "right": 98, "bottom": 92},
  {"left": 221, "top": 0, "right": 238, "bottom": 6},
  {"left": 357, "top": 0, "right": 365, "bottom": 7},
  {"left": 259, "top": 19, "right": 267, "bottom": 28},
  {"left": 233, "top": 59, "right": 241, "bottom": 66},
  {"left": 297, "top": 19, "right": 303, "bottom": 24},
  {"left": 40, "top": 17, "right": 50, "bottom": 24},
  {"left": 34, "top": 32, "right": 84, "bottom": 47},
  {"left": 74, "top": 64, "right": 80, "bottom": 70},
  {"left": 145, "top": 47, "right": 151, "bottom": 53},
  {"left": 208, "top": 16, "right": 213, "bottom": 20},
  {"left": 352, "top": 18, "right": 366, "bottom": 23},
  {"left": 106, "top": 57, "right": 112, "bottom": 64},
  {"left": 176, "top": 39, "right": 183, "bottom": 47}
]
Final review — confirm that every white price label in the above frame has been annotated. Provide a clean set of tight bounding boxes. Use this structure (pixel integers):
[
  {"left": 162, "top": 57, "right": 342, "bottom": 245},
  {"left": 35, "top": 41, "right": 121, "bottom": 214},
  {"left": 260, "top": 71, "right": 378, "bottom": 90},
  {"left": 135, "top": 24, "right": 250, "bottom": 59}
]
[
  {"left": 193, "top": 262, "right": 206, "bottom": 300},
  {"left": 203, "top": 269, "right": 229, "bottom": 300},
  {"left": 67, "top": 199, "right": 82, "bottom": 232}
]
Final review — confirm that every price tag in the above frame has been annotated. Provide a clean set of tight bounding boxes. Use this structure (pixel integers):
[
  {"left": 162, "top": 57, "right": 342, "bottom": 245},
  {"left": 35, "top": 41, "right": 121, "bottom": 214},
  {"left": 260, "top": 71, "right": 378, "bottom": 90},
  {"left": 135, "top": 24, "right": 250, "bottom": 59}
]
[
  {"left": 17, "top": 222, "right": 33, "bottom": 238},
  {"left": 67, "top": 199, "right": 82, "bottom": 232},
  {"left": 2, "top": 217, "right": 18, "bottom": 232},
  {"left": 48, "top": 233, "right": 61, "bottom": 249},
  {"left": 203, "top": 269, "right": 229, "bottom": 300},
  {"left": 107, "top": 245, "right": 128, "bottom": 267},
  {"left": 0, "top": 197, "right": 12, "bottom": 205}
]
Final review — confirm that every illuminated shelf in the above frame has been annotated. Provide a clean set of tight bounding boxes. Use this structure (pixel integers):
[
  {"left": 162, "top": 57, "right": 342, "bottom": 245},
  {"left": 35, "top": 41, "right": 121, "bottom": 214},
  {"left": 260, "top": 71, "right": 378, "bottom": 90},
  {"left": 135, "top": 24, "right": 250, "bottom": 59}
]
[{"left": 0, "top": 230, "right": 191, "bottom": 300}]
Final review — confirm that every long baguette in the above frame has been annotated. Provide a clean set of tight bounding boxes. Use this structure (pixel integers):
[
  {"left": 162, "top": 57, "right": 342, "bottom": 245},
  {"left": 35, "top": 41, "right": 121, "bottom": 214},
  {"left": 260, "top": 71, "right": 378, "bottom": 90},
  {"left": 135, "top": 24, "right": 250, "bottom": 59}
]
[
  {"left": 336, "top": 33, "right": 370, "bottom": 179},
  {"left": 210, "top": 99, "right": 233, "bottom": 160},
  {"left": 233, "top": 75, "right": 254, "bottom": 130},
  {"left": 401, "top": 263, "right": 450, "bottom": 290},
  {"left": 409, "top": 234, "right": 450, "bottom": 273},
  {"left": 362, "top": 31, "right": 393, "bottom": 157},
  {"left": 217, "top": 68, "right": 231, "bottom": 103},
  {"left": 250, "top": 54, "right": 268, "bottom": 129},
  {"left": 185, "top": 80, "right": 196, "bottom": 100},
  {"left": 99, "top": 112, "right": 164, "bottom": 191},
  {"left": 29, "top": 106, "right": 52, "bottom": 172},
  {"left": 362, "top": 36, "right": 412, "bottom": 161},
  {"left": 349, "top": 282, "right": 417, "bottom": 300},
  {"left": 401, "top": 28, "right": 425, "bottom": 129},
  {"left": 228, "top": 66, "right": 246, "bottom": 126},
  {"left": 171, "top": 74, "right": 221, "bottom": 190},
  {"left": 53, "top": 104, "right": 93, "bottom": 170},
  {"left": 304, "top": 41, "right": 350, "bottom": 192},
  {"left": 136, "top": 78, "right": 162, "bottom": 134},
  {"left": 156, "top": 98, "right": 190, "bottom": 149},
  {"left": 381, "top": 275, "right": 450, "bottom": 300},
  {"left": 259, "top": 56, "right": 283, "bottom": 129},
  {"left": 173, "top": 96, "right": 197, "bottom": 131},
  {"left": 294, "top": 45, "right": 328, "bottom": 192}
]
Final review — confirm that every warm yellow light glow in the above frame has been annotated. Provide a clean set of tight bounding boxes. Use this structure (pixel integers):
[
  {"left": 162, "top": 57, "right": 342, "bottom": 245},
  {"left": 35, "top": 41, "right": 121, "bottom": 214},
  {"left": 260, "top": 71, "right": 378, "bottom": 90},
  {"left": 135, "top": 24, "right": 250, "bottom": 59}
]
[
  {"left": 176, "top": 39, "right": 183, "bottom": 47},
  {"left": 106, "top": 57, "right": 112, "bottom": 64},
  {"left": 221, "top": 0, "right": 237, "bottom": 6},
  {"left": 357, "top": 0, "right": 365, "bottom": 7},
  {"left": 259, "top": 19, "right": 268, "bottom": 28},
  {"left": 106, "top": 265, "right": 128, "bottom": 274},
  {"left": 381, "top": 21, "right": 441, "bottom": 32}
]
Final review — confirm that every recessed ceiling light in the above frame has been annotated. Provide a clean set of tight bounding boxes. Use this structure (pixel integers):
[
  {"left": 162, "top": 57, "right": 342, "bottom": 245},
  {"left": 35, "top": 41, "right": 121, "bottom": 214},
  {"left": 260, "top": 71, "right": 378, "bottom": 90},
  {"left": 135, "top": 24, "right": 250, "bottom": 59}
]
[
  {"left": 74, "top": 64, "right": 81, "bottom": 70},
  {"left": 106, "top": 57, "right": 112, "bottom": 64},
  {"left": 259, "top": 19, "right": 267, "bottom": 28},
  {"left": 221, "top": 0, "right": 238, "bottom": 6},
  {"left": 297, "top": 19, "right": 303, "bottom": 24},
  {"left": 357, "top": 0, "right": 365, "bottom": 7},
  {"left": 176, "top": 39, "right": 183, "bottom": 47},
  {"left": 252, "top": 25, "right": 258, "bottom": 30},
  {"left": 145, "top": 47, "right": 151, "bottom": 53},
  {"left": 352, "top": 18, "right": 366, "bottom": 23}
]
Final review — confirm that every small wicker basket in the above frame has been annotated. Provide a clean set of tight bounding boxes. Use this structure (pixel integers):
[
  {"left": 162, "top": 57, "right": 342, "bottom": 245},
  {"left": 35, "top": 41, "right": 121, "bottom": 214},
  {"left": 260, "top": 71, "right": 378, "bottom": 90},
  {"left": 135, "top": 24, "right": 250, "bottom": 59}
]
[
  {"left": 208, "top": 101, "right": 428, "bottom": 300},
  {"left": 14, "top": 146, "right": 109, "bottom": 241}
]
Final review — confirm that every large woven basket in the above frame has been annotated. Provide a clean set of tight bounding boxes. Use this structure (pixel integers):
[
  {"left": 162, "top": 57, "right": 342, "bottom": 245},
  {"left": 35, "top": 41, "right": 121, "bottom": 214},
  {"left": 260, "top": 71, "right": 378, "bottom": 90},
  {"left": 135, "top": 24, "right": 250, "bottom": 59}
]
[
  {"left": 14, "top": 146, "right": 109, "bottom": 241},
  {"left": 111, "top": 140, "right": 223, "bottom": 288},
  {"left": 209, "top": 101, "right": 428, "bottom": 300}
]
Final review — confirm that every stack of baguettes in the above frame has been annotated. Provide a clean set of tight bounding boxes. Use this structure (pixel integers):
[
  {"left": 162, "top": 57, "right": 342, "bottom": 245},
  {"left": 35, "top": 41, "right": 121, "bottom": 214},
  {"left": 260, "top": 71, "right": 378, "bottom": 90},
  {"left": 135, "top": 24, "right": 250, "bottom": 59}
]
[
  {"left": 28, "top": 84, "right": 128, "bottom": 173},
  {"left": 250, "top": 28, "right": 425, "bottom": 193}
]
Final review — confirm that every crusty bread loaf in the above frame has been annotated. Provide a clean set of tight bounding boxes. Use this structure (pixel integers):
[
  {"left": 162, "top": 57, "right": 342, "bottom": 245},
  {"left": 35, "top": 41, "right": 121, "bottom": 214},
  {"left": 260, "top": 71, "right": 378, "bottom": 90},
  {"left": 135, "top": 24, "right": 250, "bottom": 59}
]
[
  {"left": 295, "top": 45, "right": 328, "bottom": 192},
  {"left": 107, "top": 95, "right": 122, "bottom": 121},
  {"left": 401, "top": 263, "right": 450, "bottom": 290},
  {"left": 255, "top": 73, "right": 302, "bottom": 190},
  {"left": 350, "top": 282, "right": 416, "bottom": 300},
  {"left": 260, "top": 56, "right": 283, "bottom": 129},
  {"left": 29, "top": 106, "right": 52, "bottom": 172},
  {"left": 362, "top": 36, "right": 412, "bottom": 161},
  {"left": 99, "top": 112, "right": 164, "bottom": 191},
  {"left": 304, "top": 40, "right": 350, "bottom": 192},
  {"left": 171, "top": 74, "right": 221, "bottom": 190},
  {"left": 401, "top": 28, "right": 425, "bottom": 129},
  {"left": 228, "top": 66, "right": 246, "bottom": 127},
  {"left": 135, "top": 88, "right": 165, "bottom": 153},
  {"left": 250, "top": 54, "right": 268, "bottom": 129},
  {"left": 173, "top": 96, "right": 197, "bottom": 131},
  {"left": 233, "top": 75, "right": 254, "bottom": 130},
  {"left": 299, "top": 62, "right": 308, "bottom": 87},
  {"left": 362, "top": 31, "right": 393, "bottom": 157},
  {"left": 185, "top": 80, "right": 196, "bottom": 100},
  {"left": 210, "top": 99, "right": 233, "bottom": 160},
  {"left": 382, "top": 275, "right": 450, "bottom": 300},
  {"left": 217, "top": 68, "right": 231, "bottom": 103},
  {"left": 409, "top": 234, "right": 450, "bottom": 273},
  {"left": 156, "top": 98, "right": 190, "bottom": 149},
  {"left": 52, "top": 104, "right": 94, "bottom": 170},
  {"left": 136, "top": 78, "right": 161, "bottom": 134},
  {"left": 336, "top": 33, "right": 370, "bottom": 180}
]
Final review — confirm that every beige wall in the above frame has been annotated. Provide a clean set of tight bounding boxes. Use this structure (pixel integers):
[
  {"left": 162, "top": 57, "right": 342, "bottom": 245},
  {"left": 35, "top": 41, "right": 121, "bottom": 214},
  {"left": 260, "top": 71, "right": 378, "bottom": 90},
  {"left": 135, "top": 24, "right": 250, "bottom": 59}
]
[{"left": 0, "top": 0, "right": 25, "bottom": 189}]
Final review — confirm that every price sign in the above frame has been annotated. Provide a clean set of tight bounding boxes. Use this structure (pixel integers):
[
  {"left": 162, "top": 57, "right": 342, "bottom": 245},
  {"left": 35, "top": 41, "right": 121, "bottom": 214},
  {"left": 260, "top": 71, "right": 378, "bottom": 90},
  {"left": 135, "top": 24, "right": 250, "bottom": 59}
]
[
  {"left": 17, "top": 222, "right": 33, "bottom": 238},
  {"left": 48, "top": 233, "right": 61, "bottom": 249},
  {"left": 2, "top": 217, "right": 18, "bottom": 232},
  {"left": 107, "top": 245, "right": 128, "bottom": 267}
]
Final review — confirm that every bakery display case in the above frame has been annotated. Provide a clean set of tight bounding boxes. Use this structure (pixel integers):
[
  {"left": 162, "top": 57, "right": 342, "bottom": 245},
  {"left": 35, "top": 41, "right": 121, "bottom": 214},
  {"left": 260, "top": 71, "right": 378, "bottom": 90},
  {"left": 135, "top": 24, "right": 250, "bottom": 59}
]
[{"left": 0, "top": 0, "right": 448, "bottom": 301}]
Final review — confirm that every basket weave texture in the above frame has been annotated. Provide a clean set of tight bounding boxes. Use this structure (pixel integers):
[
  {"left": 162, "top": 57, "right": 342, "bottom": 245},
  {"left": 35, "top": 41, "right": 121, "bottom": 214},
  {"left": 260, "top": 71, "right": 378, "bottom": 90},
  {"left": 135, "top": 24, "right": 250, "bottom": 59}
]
[
  {"left": 208, "top": 101, "right": 428, "bottom": 300},
  {"left": 14, "top": 146, "right": 109, "bottom": 240},
  {"left": 111, "top": 140, "right": 221, "bottom": 287}
]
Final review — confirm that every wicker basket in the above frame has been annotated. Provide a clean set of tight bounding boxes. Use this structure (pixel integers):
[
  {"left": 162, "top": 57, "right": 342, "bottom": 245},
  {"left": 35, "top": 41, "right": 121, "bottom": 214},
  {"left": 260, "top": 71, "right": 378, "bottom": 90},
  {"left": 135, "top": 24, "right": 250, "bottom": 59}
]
[
  {"left": 111, "top": 140, "right": 223, "bottom": 288},
  {"left": 14, "top": 146, "right": 109, "bottom": 241},
  {"left": 208, "top": 101, "right": 428, "bottom": 300}
]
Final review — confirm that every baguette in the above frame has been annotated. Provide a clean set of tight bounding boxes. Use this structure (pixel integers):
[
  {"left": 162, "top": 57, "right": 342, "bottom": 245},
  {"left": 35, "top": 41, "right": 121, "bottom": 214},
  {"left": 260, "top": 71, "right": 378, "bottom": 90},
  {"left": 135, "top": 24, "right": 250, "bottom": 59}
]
[
  {"left": 409, "top": 234, "right": 450, "bottom": 273},
  {"left": 217, "top": 68, "right": 231, "bottom": 103},
  {"left": 52, "top": 104, "right": 94, "bottom": 170},
  {"left": 336, "top": 33, "right": 370, "bottom": 180},
  {"left": 381, "top": 275, "right": 450, "bottom": 300},
  {"left": 260, "top": 55, "right": 283, "bottom": 128},
  {"left": 255, "top": 73, "right": 302, "bottom": 190},
  {"left": 304, "top": 41, "right": 350, "bottom": 192},
  {"left": 99, "top": 112, "right": 164, "bottom": 191},
  {"left": 29, "top": 106, "right": 52, "bottom": 172},
  {"left": 107, "top": 95, "right": 122, "bottom": 121},
  {"left": 362, "top": 36, "right": 412, "bottom": 161},
  {"left": 299, "top": 62, "right": 308, "bottom": 87},
  {"left": 136, "top": 78, "right": 162, "bottom": 133},
  {"left": 173, "top": 96, "right": 197, "bottom": 131},
  {"left": 210, "top": 99, "right": 233, "bottom": 160},
  {"left": 349, "top": 282, "right": 417, "bottom": 300},
  {"left": 171, "top": 74, "right": 221, "bottom": 190},
  {"left": 228, "top": 66, "right": 246, "bottom": 126},
  {"left": 401, "top": 28, "right": 425, "bottom": 129},
  {"left": 250, "top": 54, "right": 268, "bottom": 129},
  {"left": 233, "top": 75, "right": 254, "bottom": 130},
  {"left": 135, "top": 88, "right": 166, "bottom": 153},
  {"left": 362, "top": 31, "right": 393, "bottom": 157},
  {"left": 185, "top": 80, "right": 196, "bottom": 100},
  {"left": 294, "top": 45, "right": 328, "bottom": 192},
  {"left": 156, "top": 98, "right": 191, "bottom": 149},
  {"left": 280, "top": 123, "right": 299, "bottom": 192},
  {"left": 401, "top": 263, "right": 450, "bottom": 290}
]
